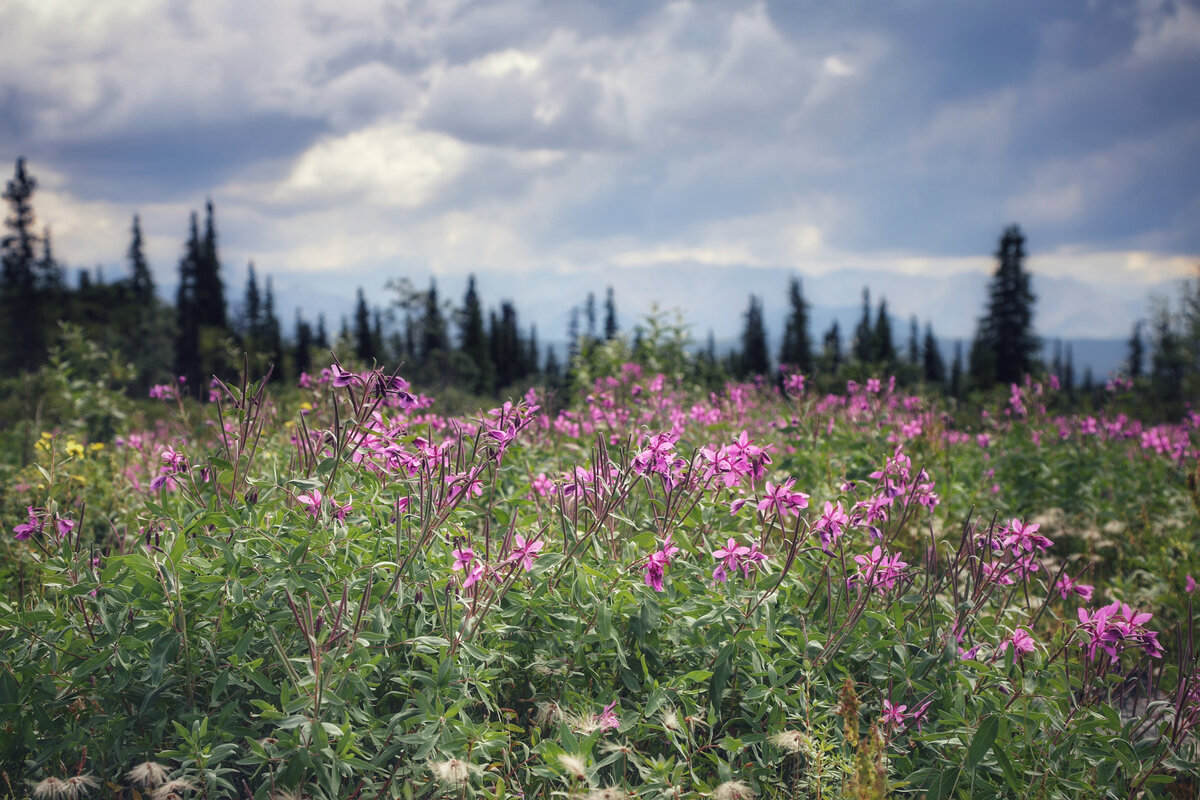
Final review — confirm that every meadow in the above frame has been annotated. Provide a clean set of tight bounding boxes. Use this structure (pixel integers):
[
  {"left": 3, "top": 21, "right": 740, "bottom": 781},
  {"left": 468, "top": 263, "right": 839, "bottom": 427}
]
[{"left": 1, "top": 355, "right": 1198, "bottom": 799}]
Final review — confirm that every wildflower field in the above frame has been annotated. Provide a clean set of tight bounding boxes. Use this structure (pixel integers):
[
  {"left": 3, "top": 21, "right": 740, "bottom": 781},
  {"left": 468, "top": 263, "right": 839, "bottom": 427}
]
[{"left": 1, "top": 363, "right": 1199, "bottom": 799}]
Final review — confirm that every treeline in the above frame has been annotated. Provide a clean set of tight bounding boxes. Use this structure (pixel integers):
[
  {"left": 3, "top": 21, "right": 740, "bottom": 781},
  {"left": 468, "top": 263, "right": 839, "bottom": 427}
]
[{"left": 2, "top": 157, "right": 1199, "bottom": 415}]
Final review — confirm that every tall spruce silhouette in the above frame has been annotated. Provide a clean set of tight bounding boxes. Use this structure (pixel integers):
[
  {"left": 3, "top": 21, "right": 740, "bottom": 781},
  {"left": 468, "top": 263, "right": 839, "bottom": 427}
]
[
  {"left": 1, "top": 157, "right": 43, "bottom": 370},
  {"left": 922, "top": 323, "right": 946, "bottom": 384},
  {"left": 739, "top": 294, "right": 769, "bottom": 377},
  {"left": 174, "top": 212, "right": 203, "bottom": 389},
  {"left": 853, "top": 287, "right": 873, "bottom": 363},
  {"left": 458, "top": 275, "right": 492, "bottom": 393},
  {"left": 195, "top": 200, "right": 228, "bottom": 329},
  {"left": 970, "top": 225, "right": 1038, "bottom": 386},
  {"left": 128, "top": 215, "right": 154, "bottom": 305},
  {"left": 604, "top": 287, "right": 618, "bottom": 340},
  {"left": 779, "top": 277, "right": 813, "bottom": 373},
  {"left": 873, "top": 297, "right": 896, "bottom": 364}
]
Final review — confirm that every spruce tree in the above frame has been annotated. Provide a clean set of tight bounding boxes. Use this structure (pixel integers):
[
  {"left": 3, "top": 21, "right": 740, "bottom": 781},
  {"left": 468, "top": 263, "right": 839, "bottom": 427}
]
[
  {"left": 354, "top": 287, "right": 374, "bottom": 363},
  {"left": 585, "top": 292, "right": 597, "bottom": 340},
  {"left": 853, "top": 288, "right": 873, "bottom": 363},
  {"left": 822, "top": 321, "right": 843, "bottom": 373},
  {"left": 240, "top": 263, "right": 262, "bottom": 343},
  {"left": 604, "top": 287, "right": 618, "bottom": 340},
  {"left": 458, "top": 275, "right": 492, "bottom": 393},
  {"left": 263, "top": 277, "right": 284, "bottom": 381},
  {"left": 0, "top": 157, "right": 43, "bottom": 370},
  {"left": 315, "top": 313, "right": 329, "bottom": 351},
  {"left": 1126, "top": 321, "right": 1144, "bottom": 379},
  {"left": 295, "top": 310, "right": 313, "bottom": 377},
  {"left": 739, "top": 294, "right": 770, "bottom": 378},
  {"left": 128, "top": 215, "right": 154, "bottom": 305},
  {"left": 37, "top": 227, "right": 63, "bottom": 295},
  {"left": 922, "top": 323, "right": 945, "bottom": 384},
  {"left": 950, "top": 341, "right": 963, "bottom": 398},
  {"left": 873, "top": 298, "right": 895, "bottom": 364},
  {"left": 971, "top": 225, "right": 1038, "bottom": 386},
  {"left": 195, "top": 199, "right": 228, "bottom": 329},
  {"left": 419, "top": 280, "right": 448, "bottom": 361},
  {"left": 174, "top": 213, "right": 203, "bottom": 390},
  {"left": 907, "top": 315, "right": 919, "bottom": 365},
  {"left": 779, "top": 277, "right": 813, "bottom": 373}
]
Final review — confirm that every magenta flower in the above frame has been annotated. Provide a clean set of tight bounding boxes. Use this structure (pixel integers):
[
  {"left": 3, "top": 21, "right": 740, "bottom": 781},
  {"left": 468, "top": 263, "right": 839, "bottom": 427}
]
[
  {"left": 597, "top": 700, "right": 620, "bottom": 731},
  {"left": 852, "top": 545, "right": 908, "bottom": 592},
  {"left": 13, "top": 506, "right": 40, "bottom": 540},
  {"left": 1003, "top": 627, "right": 1036, "bottom": 658},
  {"left": 1056, "top": 574, "right": 1094, "bottom": 601},
  {"left": 329, "top": 497, "right": 352, "bottom": 522},
  {"left": 813, "top": 501, "right": 850, "bottom": 550},
  {"left": 463, "top": 563, "right": 486, "bottom": 589},
  {"left": 712, "top": 537, "right": 751, "bottom": 584},
  {"left": 882, "top": 699, "right": 908, "bottom": 730},
  {"left": 756, "top": 478, "right": 809, "bottom": 519},
  {"left": 1001, "top": 518, "right": 1053, "bottom": 555},
  {"left": 505, "top": 533, "right": 544, "bottom": 572},
  {"left": 1187, "top": 574, "right": 1197, "bottom": 594},
  {"left": 297, "top": 489, "right": 323, "bottom": 517},
  {"left": 642, "top": 534, "right": 681, "bottom": 592},
  {"left": 451, "top": 547, "right": 475, "bottom": 572}
]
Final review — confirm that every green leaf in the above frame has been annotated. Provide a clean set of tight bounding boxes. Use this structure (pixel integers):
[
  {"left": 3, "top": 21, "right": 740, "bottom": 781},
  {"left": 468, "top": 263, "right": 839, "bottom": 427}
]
[{"left": 967, "top": 715, "right": 999, "bottom": 769}]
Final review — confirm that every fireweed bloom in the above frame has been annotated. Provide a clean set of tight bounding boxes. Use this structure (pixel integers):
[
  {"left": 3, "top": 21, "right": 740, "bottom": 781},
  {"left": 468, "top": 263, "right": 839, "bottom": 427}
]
[
  {"left": 852, "top": 546, "right": 908, "bottom": 592},
  {"left": 1187, "top": 574, "right": 1197, "bottom": 594},
  {"left": 813, "top": 501, "right": 850, "bottom": 550},
  {"left": 297, "top": 489, "right": 323, "bottom": 517},
  {"left": 711, "top": 537, "right": 751, "bottom": 584},
  {"left": 755, "top": 478, "right": 809, "bottom": 519},
  {"left": 999, "top": 628, "right": 1037, "bottom": 658},
  {"left": 597, "top": 700, "right": 620, "bottom": 731},
  {"left": 1055, "top": 574, "right": 1095, "bottom": 601},
  {"left": 1001, "top": 518, "right": 1053, "bottom": 555},
  {"left": 882, "top": 699, "right": 908, "bottom": 730},
  {"left": 505, "top": 533, "right": 544, "bottom": 572},
  {"left": 642, "top": 534, "right": 680, "bottom": 592}
]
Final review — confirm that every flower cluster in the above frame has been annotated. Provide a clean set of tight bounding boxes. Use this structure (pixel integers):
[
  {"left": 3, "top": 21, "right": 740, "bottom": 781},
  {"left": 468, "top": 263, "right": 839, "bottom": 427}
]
[
  {"left": 642, "top": 534, "right": 681, "bottom": 592},
  {"left": 13, "top": 506, "right": 74, "bottom": 541},
  {"left": 711, "top": 537, "right": 768, "bottom": 584},
  {"left": 1076, "top": 602, "right": 1164, "bottom": 664}
]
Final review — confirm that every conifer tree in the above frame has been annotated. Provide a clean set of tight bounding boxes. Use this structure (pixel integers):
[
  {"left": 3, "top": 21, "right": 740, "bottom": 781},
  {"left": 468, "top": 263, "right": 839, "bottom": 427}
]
[
  {"left": 604, "top": 287, "right": 618, "bottom": 340},
  {"left": 295, "top": 310, "right": 313, "bottom": 377},
  {"left": 739, "top": 294, "right": 770, "bottom": 378},
  {"left": 37, "top": 227, "right": 63, "bottom": 295},
  {"left": 873, "top": 298, "right": 895, "bottom": 364},
  {"left": 174, "top": 213, "right": 203, "bottom": 390},
  {"left": 419, "top": 279, "right": 448, "bottom": 362},
  {"left": 585, "top": 292, "right": 597, "bottom": 340},
  {"left": 526, "top": 324, "right": 540, "bottom": 379},
  {"left": 240, "top": 263, "right": 262, "bottom": 343},
  {"left": 1126, "top": 321, "right": 1144, "bottom": 379},
  {"left": 853, "top": 288, "right": 873, "bottom": 363},
  {"left": 822, "top": 321, "right": 843, "bottom": 373},
  {"left": 458, "top": 274, "right": 492, "bottom": 393},
  {"left": 922, "top": 323, "right": 945, "bottom": 384},
  {"left": 263, "top": 277, "right": 284, "bottom": 381},
  {"left": 779, "top": 277, "right": 813, "bottom": 373},
  {"left": 1, "top": 157, "right": 43, "bottom": 370},
  {"left": 970, "top": 225, "right": 1038, "bottom": 386},
  {"left": 315, "top": 313, "right": 329, "bottom": 351},
  {"left": 128, "top": 215, "right": 154, "bottom": 305},
  {"left": 907, "top": 316, "right": 919, "bottom": 365},
  {"left": 195, "top": 199, "right": 228, "bottom": 329},
  {"left": 1064, "top": 343, "right": 1075, "bottom": 395},
  {"left": 950, "top": 341, "right": 963, "bottom": 398},
  {"left": 354, "top": 287, "right": 374, "bottom": 364}
]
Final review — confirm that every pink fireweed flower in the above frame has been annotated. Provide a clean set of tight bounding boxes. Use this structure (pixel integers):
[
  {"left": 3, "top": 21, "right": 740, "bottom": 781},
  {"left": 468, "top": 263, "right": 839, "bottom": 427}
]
[
  {"left": 712, "top": 537, "right": 752, "bottom": 583},
  {"left": 881, "top": 699, "right": 908, "bottom": 730},
  {"left": 328, "top": 364, "right": 362, "bottom": 387},
  {"left": 813, "top": 501, "right": 850, "bottom": 550},
  {"left": 643, "top": 534, "right": 681, "bottom": 592},
  {"left": 451, "top": 547, "right": 475, "bottom": 573},
  {"left": 1056, "top": 574, "right": 1094, "bottom": 601},
  {"left": 1001, "top": 518, "right": 1053, "bottom": 555},
  {"left": 1187, "top": 574, "right": 1197, "bottom": 594},
  {"left": 13, "top": 506, "right": 40, "bottom": 540},
  {"left": 530, "top": 472, "right": 556, "bottom": 497},
  {"left": 297, "top": 489, "right": 323, "bottom": 517},
  {"left": 1000, "top": 627, "right": 1037, "bottom": 658},
  {"left": 329, "top": 497, "right": 352, "bottom": 522},
  {"left": 596, "top": 701, "right": 620, "bottom": 731},
  {"left": 756, "top": 478, "right": 809, "bottom": 519},
  {"left": 463, "top": 562, "right": 486, "bottom": 589},
  {"left": 852, "top": 546, "right": 908, "bottom": 592},
  {"left": 505, "top": 533, "right": 544, "bottom": 572},
  {"left": 740, "top": 542, "right": 770, "bottom": 579}
]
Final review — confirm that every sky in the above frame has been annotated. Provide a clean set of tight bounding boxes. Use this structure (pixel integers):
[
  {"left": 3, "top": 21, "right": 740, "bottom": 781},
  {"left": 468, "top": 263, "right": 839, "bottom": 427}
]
[{"left": 2, "top": 0, "right": 1199, "bottom": 346}]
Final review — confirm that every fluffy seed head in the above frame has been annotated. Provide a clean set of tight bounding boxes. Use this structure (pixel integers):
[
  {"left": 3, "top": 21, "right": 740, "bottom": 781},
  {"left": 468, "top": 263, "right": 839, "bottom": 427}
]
[
  {"left": 770, "top": 730, "right": 809, "bottom": 755},
  {"left": 430, "top": 758, "right": 475, "bottom": 787},
  {"left": 65, "top": 774, "right": 99, "bottom": 799},
  {"left": 152, "top": 779, "right": 194, "bottom": 800},
  {"left": 713, "top": 780, "right": 755, "bottom": 800},
  {"left": 126, "top": 762, "right": 171, "bottom": 790},
  {"left": 587, "top": 789, "right": 629, "bottom": 800},
  {"left": 558, "top": 753, "right": 587, "bottom": 781},
  {"left": 32, "top": 778, "right": 69, "bottom": 800}
]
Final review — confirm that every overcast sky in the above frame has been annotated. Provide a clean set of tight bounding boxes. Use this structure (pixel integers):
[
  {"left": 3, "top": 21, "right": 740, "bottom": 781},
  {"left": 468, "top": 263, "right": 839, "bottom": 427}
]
[{"left": 2, "top": 0, "right": 1198, "bottom": 340}]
